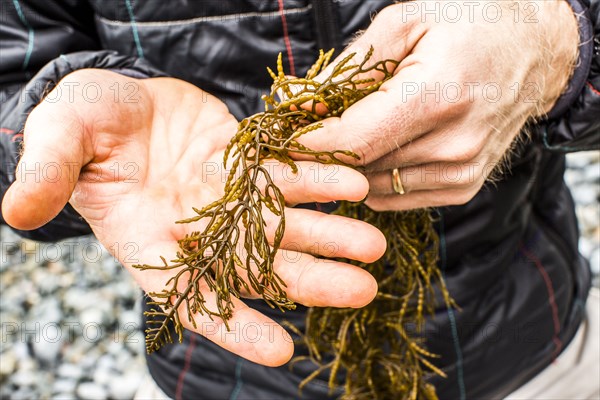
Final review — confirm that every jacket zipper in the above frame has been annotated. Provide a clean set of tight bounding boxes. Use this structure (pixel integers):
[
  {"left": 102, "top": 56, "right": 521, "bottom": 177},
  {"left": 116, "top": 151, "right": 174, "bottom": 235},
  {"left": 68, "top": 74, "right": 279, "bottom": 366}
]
[{"left": 312, "top": 0, "right": 341, "bottom": 53}]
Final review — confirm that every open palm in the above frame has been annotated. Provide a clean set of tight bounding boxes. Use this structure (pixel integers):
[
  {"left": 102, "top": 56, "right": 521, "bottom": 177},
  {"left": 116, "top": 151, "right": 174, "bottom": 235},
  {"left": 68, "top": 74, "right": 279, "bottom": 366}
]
[{"left": 2, "top": 70, "right": 386, "bottom": 366}]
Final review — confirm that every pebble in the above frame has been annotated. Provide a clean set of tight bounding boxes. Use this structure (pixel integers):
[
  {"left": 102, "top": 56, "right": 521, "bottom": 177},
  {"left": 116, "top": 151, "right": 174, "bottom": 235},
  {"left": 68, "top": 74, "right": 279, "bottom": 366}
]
[
  {"left": 584, "top": 163, "right": 600, "bottom": 182},
  {"left": 57, "top": 363, "right": 84, "bottom": 380},
  {"left": 79, "top": 350, "right": 102, "bottom": 371},
  {"left": 0, "top": 253, "right": 9, "bottom": 273},
  {"left": 31, "top": 297, "right": 63, "bottom": 326},
  {"left": 590, "top": 248, "right": 600, "bottom": 275},
  {"left": 31, "top": 268, "right": 62, "bottom": 295},
  {"left": 564, "top": 169, "right": 584, "bottom": 186},
  {"left": 114, "top": 349, "right": 135, "bottom": 368},
  {"left": 0, "top": 351, "right": 17, "bottom": 377},
  {"left": 11, "top": 370, "right": 36, "bottom": 387},
  {"left": 106, "top": 340, "right": 125, "bottom": 356},
  {"left": 119, "top": 309, "right": 141, "bottom": 328},
  {"left": 96, "top": 354, "right": 116, "bottom": 371},
  {"left": 125, "top": 331, "right": 145, "bottom": 354},
  {"left": 54, "top": 393, "right": 77, "bottom": 400},
  {"left": 108, "top": 371, "right": 144, "bottom": 400},
  {"left": 0, "top": 386, "right": 11, "bottom": 400},
  {"left": 580, "top": 237, "right": 596, "bottom": 260},
  {"left": 76, "top": 382, "right": 108, "bottom": 400},
  {"left": 571, "top": 185, "right": 598, "bottom": 205},
  {"left": 93, "top": 366, "right": 114, "bottom": 386},
  {"left": 578, "top": 205, "right": 600, "bottom": 234},
  {"left": 566, "top": 151, "right": 600, "bottom": 278},
  {"left": 12, "top": 342, "right": 33, "bottom": 365},
  {"left": 10, "top": 388, "right": 38, "bottom": 400},
  {"left": 63, "top": 288, "right": 111, "bottom": 314},
  {"left": 32, "top": 334, "right": 63, "bottom": 365},
  {"left": 79, "top": 306, "right": 112, "bottom": 330},
  {"left": 111, "top": 281, "right": 140, "bottom": 303},
  {"left": 52, "top": 379, "right": 77, "bottom": 394},
  {"left": 566, "top": 151, "right": 599, "bottom": 169}
]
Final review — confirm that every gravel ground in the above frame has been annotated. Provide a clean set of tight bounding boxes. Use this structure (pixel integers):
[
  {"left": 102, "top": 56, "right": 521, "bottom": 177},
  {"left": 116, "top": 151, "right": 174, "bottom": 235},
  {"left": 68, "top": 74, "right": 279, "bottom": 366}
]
[
  {"left": 0, "top": 151, "right": 598, "bottom": 400},
  {"left": 565, "top": 151, "right": 600, "bottom": 287},
  {"left": 0, "top": 233, "right": 146, "bottom": 400}
]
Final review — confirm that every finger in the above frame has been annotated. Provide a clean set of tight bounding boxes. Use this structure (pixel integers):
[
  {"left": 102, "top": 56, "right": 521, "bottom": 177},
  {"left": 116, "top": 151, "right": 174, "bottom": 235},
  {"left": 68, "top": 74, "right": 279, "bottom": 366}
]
[
  {"left": 266, "top": 161, "right": 370, "bottom": 204},
  {"left": 365, "top": 185, "right": 483, "bottom": 212},
  {"left": 312, "top": 7, "right": 424, "bottom": 86},
  {"left": 364, "top": 126, "right": 485, "bottom": 172},
  {"left": 270, "top": 251, "right": 378, "bottom": 309},
  {"left": 260, "top": 161, "right": 387, "bottom": 263},
  {"left": 295, "top": 85, "right": 434, "bottom": 166},
  {"left": 1, "top": 102, "right": 89, "bottom": 230},
  {"left": 277, "top": 208, "right": 387, "bottom": 263},
  {"left": 123, "top": 241, "right": 295, "bottom": 367},
  {"left": 186, "top": 288, "right": 294, "bottom": 367},
  {"left": 365, "top": 163, "right": 485, "bottom": 195}
]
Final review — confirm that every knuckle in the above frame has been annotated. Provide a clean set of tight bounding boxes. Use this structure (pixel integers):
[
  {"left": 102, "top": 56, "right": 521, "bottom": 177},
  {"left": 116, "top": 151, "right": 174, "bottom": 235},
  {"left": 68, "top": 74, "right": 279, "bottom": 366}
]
[
  {"left": 418, "top": 87, "right": 470, "bottom": 123},
  {"left": 418, "top": 75, "right": 472, "bottom": 123},
  {"left": 457, "top": 143, "right": 482, "bottom": 162},
  {"left": 443, "top": 140, "right": 484, "bottom": 163},
  {"left": 437, "top": 98, "right": 469, "bottom": 121},
  {"left": 445, "top": 91, "right": 472, "bottom": 116}
]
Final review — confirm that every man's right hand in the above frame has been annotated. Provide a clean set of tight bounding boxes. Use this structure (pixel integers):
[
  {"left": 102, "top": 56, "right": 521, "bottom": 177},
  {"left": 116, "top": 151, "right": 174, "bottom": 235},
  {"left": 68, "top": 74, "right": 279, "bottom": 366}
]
[{"left": 1, "top": 69, "right": 386, "bottom": 366}]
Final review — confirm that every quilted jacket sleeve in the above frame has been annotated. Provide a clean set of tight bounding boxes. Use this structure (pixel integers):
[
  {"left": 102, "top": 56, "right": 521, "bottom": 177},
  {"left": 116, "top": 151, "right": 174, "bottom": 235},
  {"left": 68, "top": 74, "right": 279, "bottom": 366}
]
[
  {"left": 0, "top": 0, "right": 165, "bottom": 241},
  {"left": 535, "top": 0, "right": 600, "bottom": 151}
]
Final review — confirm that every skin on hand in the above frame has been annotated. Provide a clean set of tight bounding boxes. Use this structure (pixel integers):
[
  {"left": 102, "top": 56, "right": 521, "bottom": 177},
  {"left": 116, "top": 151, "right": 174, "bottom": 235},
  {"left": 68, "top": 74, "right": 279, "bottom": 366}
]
[
  {"left": 1, "top": 69, "right": 386, "bottom": 366},
  {"left": 296, "top": 0, "right": 579, "bottom": 211}
]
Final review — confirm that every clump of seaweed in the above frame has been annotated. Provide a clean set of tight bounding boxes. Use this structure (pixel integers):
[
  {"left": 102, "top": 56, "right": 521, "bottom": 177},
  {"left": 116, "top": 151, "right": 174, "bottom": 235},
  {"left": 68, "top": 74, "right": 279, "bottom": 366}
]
[
  {"left": 290, "top": 204, "right": 452, "bottom": 400},
  {"left": 134, "top": 47, "right": 452, "bottom": 399}
]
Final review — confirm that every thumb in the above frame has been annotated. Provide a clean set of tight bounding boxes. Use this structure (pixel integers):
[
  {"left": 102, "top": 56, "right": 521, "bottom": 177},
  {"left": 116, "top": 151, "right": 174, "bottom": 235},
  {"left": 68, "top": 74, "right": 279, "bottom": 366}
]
[
  {"left": 312, "top": 7, "right": 422, "bottom": 86},
  {"left": 290, "top": 6, "right": 426, "bottom": 163},
  {"left": 2, "top": 102, "right": 89, "bottom": 230}
]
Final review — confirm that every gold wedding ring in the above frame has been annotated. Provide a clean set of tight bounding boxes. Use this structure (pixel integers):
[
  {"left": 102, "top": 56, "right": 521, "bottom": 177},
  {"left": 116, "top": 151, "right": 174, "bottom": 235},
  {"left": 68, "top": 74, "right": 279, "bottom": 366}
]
[{"left": 392, "top": 168, "right": 405, "bottom": 195}]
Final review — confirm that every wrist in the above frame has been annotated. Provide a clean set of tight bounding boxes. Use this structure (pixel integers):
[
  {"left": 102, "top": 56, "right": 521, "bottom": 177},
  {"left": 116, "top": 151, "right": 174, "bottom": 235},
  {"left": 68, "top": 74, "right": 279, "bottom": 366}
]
[
  {"left": 533, "top": 0, "right": 580, "bottom": 117},
  {"left": 545, "top": 0, "right": 596, "bottom": 119}
]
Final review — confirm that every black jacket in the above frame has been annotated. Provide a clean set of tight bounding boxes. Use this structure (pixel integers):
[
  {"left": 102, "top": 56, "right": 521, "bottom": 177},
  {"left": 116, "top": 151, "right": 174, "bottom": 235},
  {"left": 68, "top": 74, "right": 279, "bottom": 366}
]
[{"left": 1, "top": 1, "right": 599, "bottom": 399}]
